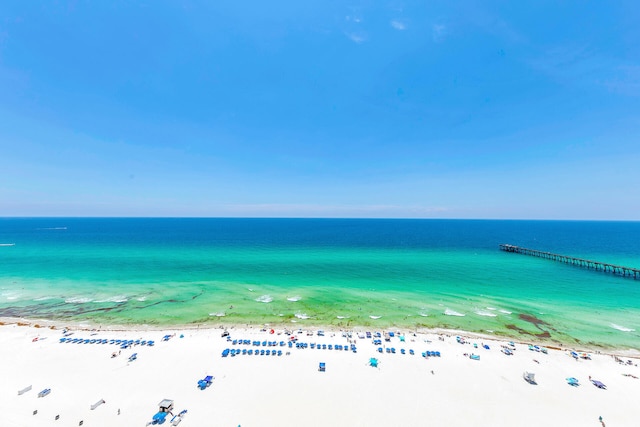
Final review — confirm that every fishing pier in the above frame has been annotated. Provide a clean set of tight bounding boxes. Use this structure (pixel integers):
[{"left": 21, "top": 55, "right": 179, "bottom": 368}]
[{"left": 499, "top": 244, "right": 640, "bottom": 280}]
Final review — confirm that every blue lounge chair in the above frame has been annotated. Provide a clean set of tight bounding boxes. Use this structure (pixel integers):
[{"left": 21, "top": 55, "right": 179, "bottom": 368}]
[
  {"left": 566, "top": 377, "right": 580, "bottom": 387},
  {"left": 248, "top": 349, "right": 253, "bottom": 355},
  {"left": 319, "top": 362, "right": 326, "bottom": 372},
  {"left": 260, "top": 349, "right": 265, "bottom": 355},
  {"left": 391, "top": 348, "right": 396, "bottom": 354},
  {"left": 401, "top": 348, "right": 406, "bottom": 354},
  {"left": 277, "top": 350, "right": 282, "bottom": 356},
  {"left": 435, "top": 351, "right": 441, "bottom": 357},
  {"left": 221, "top": 349, "right": 230, "bottom": 357},
  {"left": 152, "top": 411, "right": 168, "bottom": 425},
  {"left": 198, "top": 375, "right": 214, "bottom": 390},
  {"left": 129, "top": 353, "right": 137, "bottom": 362},
  {"left": 409, "top": 349, "right": 414, "bottom": 355}
]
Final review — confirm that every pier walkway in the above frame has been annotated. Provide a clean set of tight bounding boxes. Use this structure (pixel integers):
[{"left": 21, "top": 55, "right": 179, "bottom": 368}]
[{"left": 499, "top": 244, "right": 640, "bottom": 280}]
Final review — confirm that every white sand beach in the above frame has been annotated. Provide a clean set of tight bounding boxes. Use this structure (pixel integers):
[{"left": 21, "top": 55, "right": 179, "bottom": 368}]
[{"left": 1, "top": 321, "right": 639, "bottom": 427}]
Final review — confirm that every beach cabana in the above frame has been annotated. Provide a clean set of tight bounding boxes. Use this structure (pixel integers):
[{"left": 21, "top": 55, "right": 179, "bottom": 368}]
[
  {"left": 158, "top": 398, "right": 174, "bottom": 412},
  {"left": 523, "top": 371, "right": 536, "bottom": 385}
]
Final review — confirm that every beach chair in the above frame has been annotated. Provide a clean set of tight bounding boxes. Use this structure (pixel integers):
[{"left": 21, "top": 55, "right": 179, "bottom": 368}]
[
  {"left": 401, "top": 348, "right": 406, "bottom": 355},
  {"left": 566, "top": 377, "right": 580, "bottom": 387},
  {"left": 152, "top": 411, "right": 168, "bottom": 425},
  {"left": 319, "top": 362, "right": 326, "bottom": 372},
  {"left": 523, "top": 371, "right": 536, "bottom": 384},
  {"left": 171, "top": 409, "right": 187, "bottom": 426},
  {"left": 590, "top": 379, "right": 607, "bottom": 389},
  {"left": 129, "top": 353, "right": 137, "bottom": 362},
  {"left": 198, "top": 375, "right": 214, "bottom": 390},
  {"left": 37, "top": 388, "right": 51, "bottom": 398},
  {"left": 469, "top": 354, "right": 480, "bottom": 361},
  {"left": 221, "top": 349, "right": 230, "bottom": 357},
  {"left": 409, "top": 349, "right": 415, "bottom": 355}
]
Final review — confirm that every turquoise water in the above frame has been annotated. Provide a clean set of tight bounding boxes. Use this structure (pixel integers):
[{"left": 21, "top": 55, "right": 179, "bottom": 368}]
[{"left": 1, "top": 218, "right": 639, "bottom": 349}]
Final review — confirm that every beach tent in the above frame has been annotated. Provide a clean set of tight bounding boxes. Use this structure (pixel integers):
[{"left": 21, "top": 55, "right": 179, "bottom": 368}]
[{"left": 523, "top": 371, "right": 536, "bottom": 385}]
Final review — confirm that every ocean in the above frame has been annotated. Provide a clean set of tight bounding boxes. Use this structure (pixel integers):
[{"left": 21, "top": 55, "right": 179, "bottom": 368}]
[{"left": 0, "top": 218, "right": 639, "bottom": 349}]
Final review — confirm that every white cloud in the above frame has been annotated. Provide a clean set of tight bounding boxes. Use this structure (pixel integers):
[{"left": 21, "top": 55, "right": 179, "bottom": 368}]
[
  {"left": 391, "top": 20, "right": 406, "bottom": 31},
  {"left": 432, "top": 24, "right": 447, "bottom": 42},
  {"left": 345, "top": 32, "right": 367, "bottom": 44}
]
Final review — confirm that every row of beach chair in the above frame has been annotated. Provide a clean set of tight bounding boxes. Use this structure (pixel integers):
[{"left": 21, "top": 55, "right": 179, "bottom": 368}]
[
  {"left": 59, "top": 337, "right": 155, "bottom": 347},
  {"left": 222, "top": 348, "right": 284, "bottom": 357}
]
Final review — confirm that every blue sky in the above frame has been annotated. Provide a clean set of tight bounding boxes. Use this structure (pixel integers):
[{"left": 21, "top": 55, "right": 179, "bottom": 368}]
[{"left": 1, "top": 1, "right": 639, "bottom": 219}]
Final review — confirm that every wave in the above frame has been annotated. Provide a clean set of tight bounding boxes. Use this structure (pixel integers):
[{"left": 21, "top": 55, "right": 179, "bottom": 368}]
[
  {"left": 418, "top": 312, "right": 429, "bottom": 317},
  {"left": 95, "top": 296, "right": 128, "bottom": 303},
  {"left": 34, "top": 296, "right": 55, "bottom": 301},
  {"left": 486, "top": 307, "right": 496, "bottom": 311},
  {"left": 36, "top": 227, "right": 67, "bottom": 230},
  {"left": 255, "top": 295, "right": 273, "bottom": 303},
  {"left": 65, "top": 297, "right": 92, "bottom": 304},
  {"left": 0, "top": 243, "right": 15, "bottom": 246},
  {"left": 209, "top": 312, "right": 226, "bottom": 317},
  {"left": 610, "top": 323, "right": 635, "bottom": 332},
  {"left": 444, "top": 309, "right": 465, "bottom": 317},
  {"left": 475, "top": 310, "right": 497, "bottom": 317},
  {"left": 499, "top": 309, "right": 512, "bottom": 314},
  {"left": 136, "top": 296, "right": 147, "bottom": 302},
  {"left": 336, "top": 315, "right": 350, "bottom": 319},
  {"left": 369, "top": 315, "right": 382, "bottom": 319},
  {"left": 287, "top": 296, "right": 301, "bottom": 302},
  {"left": 294, "top": 312, "right": 311, "bottom": 320}
]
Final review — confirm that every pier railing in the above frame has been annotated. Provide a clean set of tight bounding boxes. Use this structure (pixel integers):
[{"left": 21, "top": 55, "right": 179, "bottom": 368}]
[{"left": 499, "top": 244, "right": 640, "bottom": 280}]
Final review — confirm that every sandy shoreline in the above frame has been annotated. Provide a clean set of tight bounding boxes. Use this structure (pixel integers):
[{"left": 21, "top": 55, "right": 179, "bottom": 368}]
[{"left": 1, "top": 319, "right": 639, "bottom": 426}]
